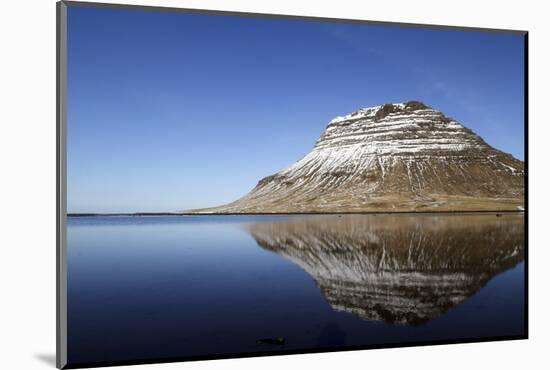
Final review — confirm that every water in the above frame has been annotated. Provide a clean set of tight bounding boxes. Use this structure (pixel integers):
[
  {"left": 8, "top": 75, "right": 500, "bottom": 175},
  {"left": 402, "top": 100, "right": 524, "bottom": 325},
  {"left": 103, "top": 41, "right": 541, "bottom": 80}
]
[{"left": 67, "top": 214, "right": 525, "bottom": 366}]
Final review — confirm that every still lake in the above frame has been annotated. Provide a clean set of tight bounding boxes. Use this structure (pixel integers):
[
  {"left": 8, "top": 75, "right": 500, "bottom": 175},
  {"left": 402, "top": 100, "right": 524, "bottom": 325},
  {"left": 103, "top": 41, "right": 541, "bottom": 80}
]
[{"left": 67, "top": 213, "right": 525, "bottom": 365}]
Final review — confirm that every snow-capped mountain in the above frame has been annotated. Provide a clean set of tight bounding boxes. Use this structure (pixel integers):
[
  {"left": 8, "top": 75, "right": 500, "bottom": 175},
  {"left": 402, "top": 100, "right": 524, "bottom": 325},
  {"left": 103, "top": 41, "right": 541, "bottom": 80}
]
[
  {"left": 195, "top": 101, "right": 524, "bottom": 213},
  {"left": 247, "top": 214, "right": 524, "bottom": 325}
]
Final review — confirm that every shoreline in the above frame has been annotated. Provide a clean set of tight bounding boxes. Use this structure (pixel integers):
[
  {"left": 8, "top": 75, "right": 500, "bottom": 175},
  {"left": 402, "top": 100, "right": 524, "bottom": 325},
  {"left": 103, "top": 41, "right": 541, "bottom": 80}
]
[{"left": 67, "top": 209, "right": 525, "bottom": 217}]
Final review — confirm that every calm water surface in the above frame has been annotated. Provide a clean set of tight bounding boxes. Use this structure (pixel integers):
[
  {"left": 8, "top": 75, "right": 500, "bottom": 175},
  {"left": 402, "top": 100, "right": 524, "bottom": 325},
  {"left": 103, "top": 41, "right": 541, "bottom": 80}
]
[{"left": 67, "top": 214, "right": 525, "bottom": 365}]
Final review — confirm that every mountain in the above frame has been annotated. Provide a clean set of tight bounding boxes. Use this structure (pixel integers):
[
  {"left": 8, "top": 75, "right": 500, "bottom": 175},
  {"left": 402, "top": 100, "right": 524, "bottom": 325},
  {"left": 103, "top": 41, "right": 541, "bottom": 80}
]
[
  {"left": 193, "top": 101, "right": 524, "bottom": 213},
  {"left": 247, "top": 214, "right": 525, "bottom": 325}
]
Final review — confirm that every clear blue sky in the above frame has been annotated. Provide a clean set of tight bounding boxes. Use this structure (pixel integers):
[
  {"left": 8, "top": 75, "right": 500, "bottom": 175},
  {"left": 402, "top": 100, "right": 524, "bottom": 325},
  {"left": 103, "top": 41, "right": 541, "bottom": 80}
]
[{"left": 67, "top": 5, "right": 525, "bottom": 213}]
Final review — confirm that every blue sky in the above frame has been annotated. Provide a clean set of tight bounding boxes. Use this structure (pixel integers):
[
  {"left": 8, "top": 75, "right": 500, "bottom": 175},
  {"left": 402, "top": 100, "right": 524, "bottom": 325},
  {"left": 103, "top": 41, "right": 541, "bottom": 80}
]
[{"left": 67, "top": 5, "right": 525, "bottom": 213}]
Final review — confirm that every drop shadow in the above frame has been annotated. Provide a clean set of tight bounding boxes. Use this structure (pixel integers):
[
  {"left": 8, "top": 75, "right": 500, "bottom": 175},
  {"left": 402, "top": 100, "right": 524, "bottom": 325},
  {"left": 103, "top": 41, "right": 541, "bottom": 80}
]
[{"left": 34, "top": 353, "right": 56, "bottom": 367}]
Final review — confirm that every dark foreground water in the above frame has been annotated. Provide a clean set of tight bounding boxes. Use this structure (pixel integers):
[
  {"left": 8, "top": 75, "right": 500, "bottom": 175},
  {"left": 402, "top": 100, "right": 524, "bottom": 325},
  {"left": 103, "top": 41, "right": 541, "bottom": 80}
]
[{"left": 67, "top": 214, "right": 525, "bottom": 366}]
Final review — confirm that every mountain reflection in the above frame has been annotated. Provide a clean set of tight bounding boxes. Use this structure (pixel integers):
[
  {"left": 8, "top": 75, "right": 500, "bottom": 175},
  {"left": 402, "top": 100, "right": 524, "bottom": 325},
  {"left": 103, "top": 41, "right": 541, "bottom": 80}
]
[{"left": 247, "top": 214, "right": 524, "bottom": 326}]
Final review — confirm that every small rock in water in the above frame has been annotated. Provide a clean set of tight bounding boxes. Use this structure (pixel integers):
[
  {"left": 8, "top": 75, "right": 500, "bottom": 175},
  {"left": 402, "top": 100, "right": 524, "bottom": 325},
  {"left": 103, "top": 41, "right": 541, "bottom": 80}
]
[
  {"left": 256, "top": 337, "right": 286, "bottom": 345},
  {"left": 496, "top": 214, "right": 502, "bottom": 217}
]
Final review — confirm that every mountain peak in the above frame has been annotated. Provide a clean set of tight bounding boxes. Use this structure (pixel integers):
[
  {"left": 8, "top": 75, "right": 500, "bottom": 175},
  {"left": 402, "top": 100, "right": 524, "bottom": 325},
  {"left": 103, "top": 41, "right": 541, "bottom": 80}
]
[{"left": 329, "top": 101, "right": 432, "bottom": 125}]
